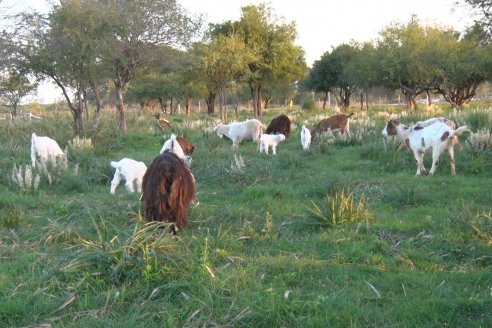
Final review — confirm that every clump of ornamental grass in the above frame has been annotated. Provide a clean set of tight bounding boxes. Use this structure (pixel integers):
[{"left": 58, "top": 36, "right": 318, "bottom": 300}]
[
  {"left": 66, "top": 136, "right": 93, "bottom": 151},
  {"left": 466, "top": 128, "right": 492, "bottom": 152},
  {"left": 61, "top": 216, "right": 192, "bottom": 284},
  {"left": 308, "top": 187, "right": 373, "bottom": 229},
  {"left": 11, "top": 164, "right": 41, "bottom": 192}
]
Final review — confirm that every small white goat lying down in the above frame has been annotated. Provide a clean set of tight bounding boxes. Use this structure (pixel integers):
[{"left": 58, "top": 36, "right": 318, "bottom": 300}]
[
  {"left": 382, "top": 120, "right": 470, "bottom": 176},
  {"left": 259, "top": 133, "right": 286, "bottom": 155},
  {"left": 30, "top": 133, "right": 67, "bottom": 168},
  {"left": 110, "top": 158, "right": 147, "bottom": 194},
  {"left": 213, "top": 119, "right": 264, "bottom": 149},
  {"left": 301, "top": 125, "right": 311, "bottom": 150},
  {"left": 159, "top": 134, "right": 192, "bottom": 167}
]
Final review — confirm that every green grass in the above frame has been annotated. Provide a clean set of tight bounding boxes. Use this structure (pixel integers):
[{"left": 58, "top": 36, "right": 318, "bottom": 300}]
[{"left": 1, "top": 105, "right": 492, "bottom": 327}]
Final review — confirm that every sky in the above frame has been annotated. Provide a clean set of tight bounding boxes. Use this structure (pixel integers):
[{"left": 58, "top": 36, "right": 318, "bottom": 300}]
[{"left": 1, "top": 0, "right": 475, "bottom": 103}]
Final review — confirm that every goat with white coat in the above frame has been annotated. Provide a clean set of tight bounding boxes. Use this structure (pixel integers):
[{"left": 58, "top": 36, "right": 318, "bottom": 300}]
[
  {"left": 382, "top": 120, "right": 470, "bottom": 176},
  {"left": 110, "top": 158, "right": 147, "bottom": 194},
  {"left": 301, "top": 125, "right": 311, "bottom": 150},
  {"left": 213, "top": 119, "right": 264, "bottom": 149},
  {"left": 30, "top": 133, "right": 67, "bottom": 168},
  {"left": 259, "top": 133, "right": 286, "bottom": 155}
]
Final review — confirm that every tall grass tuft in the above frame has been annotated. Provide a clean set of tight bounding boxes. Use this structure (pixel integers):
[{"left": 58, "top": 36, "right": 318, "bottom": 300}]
[
  {"left": 61, "top": 216, "right": 192, "bottom": 284},
  {"left": 1, "top": 208, "right": 22, "bottom": 229},
  {"left": 466, "top": 128, "right": 492, "bottom": 152},
  {"left": 308, "top": 187, "right": 373, "bottom": 229}
]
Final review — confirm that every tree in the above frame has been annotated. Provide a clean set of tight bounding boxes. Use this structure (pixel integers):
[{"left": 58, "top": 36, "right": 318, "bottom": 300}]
[
  {"left": 15, "top": 1, "right": 114, "bottom": 135},
  {"left": 237, "top": 4, "right": 307, "bottom": 118},
  {"left": 0, "top": 72, "right": 37, "bottom": 116},
  {"left": 345, "top": 42, "right": 379, "bottom": 110},
  {"left": 430, "top": 32, "right": 492, "bottom": 108},
  {"left": 97, "top": 0, "right": 202, "bottom": 132},
  {"left": 0, "top": 31, "right": 37, "bottom": 116},
  {"left": 377, "top": 16, "right": 441, "bottom": 111},
  {"left": 462, "top": 0, "right": 492, "bottom": 43},
  {"left": 197, "top": 34, "right": 252, "bottom": 122}
]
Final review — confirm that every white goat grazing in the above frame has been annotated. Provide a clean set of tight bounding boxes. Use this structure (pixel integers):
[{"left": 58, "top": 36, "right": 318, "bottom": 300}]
[
  {"left": 259, "top": 133, "right": 286, "bottom": 155},
  {"left": 213, "top": 119, "right": 264, "bottom": 149},
  {"left": 30, "top": 133, "right": 66, "bottom": 168},
  {"left": 301, "top": 125, "right": 311, "bottom": 150},
  {"left": 382, "top": 120, "right": 470, "bottom": 176},
  {"left": 110, "top": 158, "right": 147, "bottom": 194},
  {"left": 413, "top": 117, "right": 461, "bottom": 149}
]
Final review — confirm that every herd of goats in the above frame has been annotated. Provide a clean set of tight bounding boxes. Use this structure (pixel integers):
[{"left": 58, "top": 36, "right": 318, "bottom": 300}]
[{"left": 28, "top": 112, "right": 470, "bottom": 234}]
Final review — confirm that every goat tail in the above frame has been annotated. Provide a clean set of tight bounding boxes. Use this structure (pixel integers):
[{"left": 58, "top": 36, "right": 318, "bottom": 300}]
[
  {"left": 110, "top": 161, "right": 119, "bottom": 168},
  {"left": 452, "top": 126, "right": 471, "bottom": 137},
  {"left": 347, "top": 113, "right": 354, "bottom": 118}
]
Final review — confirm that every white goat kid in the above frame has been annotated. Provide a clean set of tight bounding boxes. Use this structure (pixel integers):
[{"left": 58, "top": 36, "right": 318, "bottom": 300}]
[
  {"left": 110, "top": 158, "right": 147, "bottom": 194},
  {"left": 382, "top": 120, "right": 470, "bottom": 176},
  {"left": 301, "top": 125, "right": 311, "bottom": 150},
  {"left": 259, "top": 133, "right": 286, "bottom": 155},
  {"left": 30, "top": 133, "right": 67, "bottom": 168},
  {"left": 213, "top": 119, "right": 264, "bottom": 149}
]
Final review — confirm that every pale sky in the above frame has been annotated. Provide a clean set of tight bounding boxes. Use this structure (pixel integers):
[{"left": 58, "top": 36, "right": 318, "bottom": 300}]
[{"left": 1, "top": 0, "right": 475, "bottom": 103}]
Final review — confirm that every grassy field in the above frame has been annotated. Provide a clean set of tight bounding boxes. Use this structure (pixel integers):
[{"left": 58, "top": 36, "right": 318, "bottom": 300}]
[{"left": 1, "top": 104, "right": 491, "bottom": 327}]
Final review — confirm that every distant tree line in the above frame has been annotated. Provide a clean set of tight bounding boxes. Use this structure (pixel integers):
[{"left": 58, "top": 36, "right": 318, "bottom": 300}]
[{"left": 0, "top": 0, "right": 491, "bottom": 136}]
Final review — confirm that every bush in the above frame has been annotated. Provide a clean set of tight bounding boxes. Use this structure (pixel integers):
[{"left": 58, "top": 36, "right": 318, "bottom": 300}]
[{"left": 302, "top": 97, "right": 315, "bottom": 110}]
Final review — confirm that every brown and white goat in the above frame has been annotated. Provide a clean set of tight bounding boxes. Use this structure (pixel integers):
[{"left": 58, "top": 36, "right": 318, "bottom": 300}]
[
  {"left": 265, "top": 114, "right": 291, "bottom": 138},
  {"left": 311, "top": 113, "right": 354, "bottom": 139},
  {"left": 382, "top": 120, "right": 470, "bottom": 176}
]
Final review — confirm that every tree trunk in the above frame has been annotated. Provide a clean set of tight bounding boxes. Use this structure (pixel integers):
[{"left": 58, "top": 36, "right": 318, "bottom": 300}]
[
  {"left": 264, "top": 95, "right": 271, "bottom": 110},
  {"left": 11, "top": 102, "right": 18, "bottom": 117},
  {"left": 91, "top": 82, "right": 102, "bottom": 130},
  {"left": 206, "top": 92, "right": 216, "bottom": 115},
  {"left": 365, "top": 90, "right": 369, "bottom": 111},
  {"left": 360, "top": 93, "right": 364, "bottom": 111},
  {"left": 114, "top": 82, "right": 127, "bottom": 132},
  {"left": 256, "top": 86, "right": 262, "bottom": 117},
  {"left": 186, "top": 96, "right": 191, "bottom": 116},
  {"left": 322, "top": 91, "right": 328, "bottom": 109}
]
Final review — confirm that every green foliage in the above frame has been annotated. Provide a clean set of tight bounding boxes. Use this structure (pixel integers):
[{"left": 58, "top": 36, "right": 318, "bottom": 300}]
[{"left": 301, "top": 96, "right": 315, "bottom": 110}]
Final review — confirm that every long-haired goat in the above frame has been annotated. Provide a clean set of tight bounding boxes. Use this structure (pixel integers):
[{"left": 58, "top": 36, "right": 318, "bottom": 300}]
[
  {"left": 382, "top": 119, "right": 470, "bottom": 176},
  {"left": 213, "top": 119, "right": 264, "bottom": 149},
  {"left": 265, "top": 114, "right": 291, "bottom": 138},
  {"left": 311, "top": 113, "right": 354, "bottom": 139},
  {"left": 142, "top": 139, "right": 196, "bottom": 234},
  {"left": 109, "top": 158, "right": 147, "bottom": 194},
  {"left": 30, "top": 133, "right": 67, "bottom": 168}
]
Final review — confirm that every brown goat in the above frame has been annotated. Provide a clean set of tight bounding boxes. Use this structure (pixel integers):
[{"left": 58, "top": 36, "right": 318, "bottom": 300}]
[
  {"left": 141, "top": 152, "right": 196, "bottom": 234},
  {"left": 311, "top": 113, "right": 354, "bottom": 139},
  {"left": 265, "top": 114, "right": 291, "bottom": 137},
  {"left": 176, "top": 136, "right": 195, "bottom": 155}
]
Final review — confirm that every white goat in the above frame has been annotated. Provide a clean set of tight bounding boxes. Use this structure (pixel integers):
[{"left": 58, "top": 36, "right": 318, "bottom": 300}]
[
  {"left": 259, "top": 133, "right": 286, "bottom": 155},
  {"left": 413, "top": 117, "right": 461, "bottom": 149},
  {"left": 30, "top": 133, "right": 66, "bottom": 168},
  {"left": 301, "top": 125, "right": 311, "bottom": 150},
  {"left": 110, "top": 158, "right": 147, "bottom": 194},
  {"left": 213, "top": 119, "right": 264, "bottom": 149},
  {"left": 382, "top": 120, "right": 470, "bottom": 176}
]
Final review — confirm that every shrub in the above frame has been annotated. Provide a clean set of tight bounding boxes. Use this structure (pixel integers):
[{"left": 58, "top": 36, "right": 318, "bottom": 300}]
[{"left": 302, "top": 97, "right": 315, "bottom": 111}]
